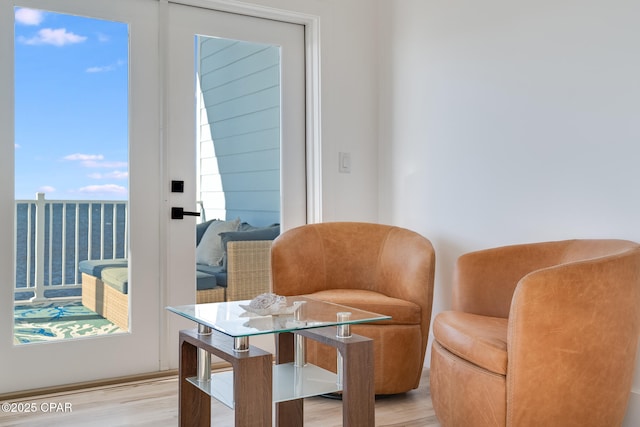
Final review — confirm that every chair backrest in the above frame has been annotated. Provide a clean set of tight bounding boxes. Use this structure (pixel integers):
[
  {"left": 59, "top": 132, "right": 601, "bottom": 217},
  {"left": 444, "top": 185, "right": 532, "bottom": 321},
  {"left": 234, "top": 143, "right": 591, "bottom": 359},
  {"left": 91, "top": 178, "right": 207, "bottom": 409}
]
[
  {"left": 271, "top": 222, "right": 435, "bottom": 300},
  {"left": 454, "top": 239, "right": 640, "bottom": 318},
  {"left": 560, "top": 238, "right": 640, "bottom": 263}
]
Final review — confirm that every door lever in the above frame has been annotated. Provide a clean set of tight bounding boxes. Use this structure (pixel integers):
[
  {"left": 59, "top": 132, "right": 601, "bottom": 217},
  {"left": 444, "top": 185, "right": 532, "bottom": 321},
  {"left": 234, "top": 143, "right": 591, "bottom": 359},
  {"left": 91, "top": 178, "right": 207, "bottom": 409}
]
[{"left": 171, "top": 207, "right": 201, "bottom": 220}]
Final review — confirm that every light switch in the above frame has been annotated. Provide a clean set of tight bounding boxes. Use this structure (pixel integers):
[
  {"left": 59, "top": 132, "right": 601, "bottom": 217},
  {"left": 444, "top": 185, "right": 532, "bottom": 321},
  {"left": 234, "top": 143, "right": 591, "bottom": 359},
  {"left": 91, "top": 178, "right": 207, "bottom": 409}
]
[{"left": 339, "top": 152, "right": 351, "bottom": 173}]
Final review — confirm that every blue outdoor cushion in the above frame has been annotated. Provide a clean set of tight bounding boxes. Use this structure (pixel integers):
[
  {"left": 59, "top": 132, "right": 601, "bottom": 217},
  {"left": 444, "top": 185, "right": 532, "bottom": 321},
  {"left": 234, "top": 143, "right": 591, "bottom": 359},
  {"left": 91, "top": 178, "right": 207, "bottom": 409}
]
[
  {"left": 100, "top": 267, "right": 129, "bottom": 294},
  {"left": 219, "top": 224, "right": 280, "bottom": 268},
  {"left": 220, "top": 224, "right": 280, "bottom": 249},
  {"left": 196, "top": 264, "right": 227, "bottom": 288},
  {"left": 79, "top": 259, "right": 128, "bottom": 279},
  {"left": 196, "top": 220, "right": 215, "bottom": 246},
  {"left": 196, "top": 270, "right": 218, "bottom": 290}
]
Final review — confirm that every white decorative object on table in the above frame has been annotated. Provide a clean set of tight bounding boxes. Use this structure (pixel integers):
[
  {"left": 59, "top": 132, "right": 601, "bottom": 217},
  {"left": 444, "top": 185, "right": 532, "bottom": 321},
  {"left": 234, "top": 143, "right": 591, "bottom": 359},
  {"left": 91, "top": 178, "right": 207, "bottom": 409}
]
[{"left": 240, "top": 293, "right": 301, "bottom": 316}]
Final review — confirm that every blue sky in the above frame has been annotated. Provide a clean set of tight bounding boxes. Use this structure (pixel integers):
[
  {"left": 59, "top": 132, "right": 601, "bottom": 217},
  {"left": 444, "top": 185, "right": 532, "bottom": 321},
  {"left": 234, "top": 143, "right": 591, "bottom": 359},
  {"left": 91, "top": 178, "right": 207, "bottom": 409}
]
[{"left": 14, "top": 7, "right": 129, "bottom": 201}]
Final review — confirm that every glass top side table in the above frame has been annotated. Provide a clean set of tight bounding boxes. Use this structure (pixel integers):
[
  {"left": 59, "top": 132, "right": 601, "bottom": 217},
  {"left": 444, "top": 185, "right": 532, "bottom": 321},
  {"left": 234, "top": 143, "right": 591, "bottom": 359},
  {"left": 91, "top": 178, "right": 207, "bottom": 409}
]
[
  {"left": 167, "top": 295, "right": 390, "bottom": 343},
  {"left": 167, "top": 295, "right": 390, "bottom": 426}
]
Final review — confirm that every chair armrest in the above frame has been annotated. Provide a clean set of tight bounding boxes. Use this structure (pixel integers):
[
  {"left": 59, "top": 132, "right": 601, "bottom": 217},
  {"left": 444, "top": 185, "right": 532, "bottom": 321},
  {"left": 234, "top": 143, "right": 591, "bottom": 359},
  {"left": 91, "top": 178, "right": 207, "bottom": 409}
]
[
  {"left": 453, "top": 241, "right": 568, "bottom": 317},
  {"left": 225, "top": 240, "right": 273, "bottom": 301}
]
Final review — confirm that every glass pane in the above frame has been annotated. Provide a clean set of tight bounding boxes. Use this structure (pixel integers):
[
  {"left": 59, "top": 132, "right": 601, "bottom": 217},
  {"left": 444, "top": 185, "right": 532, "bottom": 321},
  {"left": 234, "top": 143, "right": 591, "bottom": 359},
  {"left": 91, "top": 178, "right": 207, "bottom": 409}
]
[
  {"left": 13, "top": 7, "right": 129, "bottom": 343},
  {"left": 194, "top": 35, "right": 282, "bottom": 304},
  {"left": 196, "top": 36, "right": 281, "bottom": 226}
]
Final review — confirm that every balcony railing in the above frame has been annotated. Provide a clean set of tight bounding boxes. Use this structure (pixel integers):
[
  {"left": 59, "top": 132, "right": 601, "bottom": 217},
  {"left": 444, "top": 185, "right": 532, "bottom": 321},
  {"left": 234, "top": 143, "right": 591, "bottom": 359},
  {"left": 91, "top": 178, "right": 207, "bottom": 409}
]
[{"left": 14, "top": 193, "right": 128, "bottom": 302}]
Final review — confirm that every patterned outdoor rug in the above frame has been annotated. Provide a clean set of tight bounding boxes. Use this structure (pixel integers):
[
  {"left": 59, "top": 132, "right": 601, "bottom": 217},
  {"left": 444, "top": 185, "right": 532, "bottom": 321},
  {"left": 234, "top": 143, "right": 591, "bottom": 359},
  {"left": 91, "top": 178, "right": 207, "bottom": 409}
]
[{"left": 14, "top": 301, "right": 124, "bottom": 344}]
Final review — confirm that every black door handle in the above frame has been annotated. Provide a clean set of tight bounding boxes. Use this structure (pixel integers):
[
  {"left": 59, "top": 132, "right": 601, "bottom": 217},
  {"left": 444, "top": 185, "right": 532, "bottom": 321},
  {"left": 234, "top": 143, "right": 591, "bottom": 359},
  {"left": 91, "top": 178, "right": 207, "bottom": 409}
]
[{"left": 171, "top": 207, "right": 201, "bottom": 220}]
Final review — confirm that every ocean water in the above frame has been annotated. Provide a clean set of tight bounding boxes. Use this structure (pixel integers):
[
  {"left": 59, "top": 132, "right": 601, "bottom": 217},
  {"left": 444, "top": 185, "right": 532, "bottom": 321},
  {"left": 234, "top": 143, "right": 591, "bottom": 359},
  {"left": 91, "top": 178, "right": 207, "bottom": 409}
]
[{"left": 15, "top": 201, "right": 127, "bottom": 300}]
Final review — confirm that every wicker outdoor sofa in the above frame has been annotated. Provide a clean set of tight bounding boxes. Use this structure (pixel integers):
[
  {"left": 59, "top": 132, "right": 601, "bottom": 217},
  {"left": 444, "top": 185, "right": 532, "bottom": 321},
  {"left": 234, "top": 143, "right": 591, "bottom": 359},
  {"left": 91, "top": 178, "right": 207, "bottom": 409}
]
[{"left": 80, "top": 220, "right": 278, "bottom": 330}]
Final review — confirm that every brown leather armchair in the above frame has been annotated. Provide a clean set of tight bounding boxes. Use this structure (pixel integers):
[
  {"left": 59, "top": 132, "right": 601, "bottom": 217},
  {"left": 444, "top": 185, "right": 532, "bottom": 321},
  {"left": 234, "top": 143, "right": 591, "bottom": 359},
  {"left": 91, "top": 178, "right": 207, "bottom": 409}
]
[
  {"left": 271, "top": 222, "right": 435, "bottom": 395},
  {"left": 430, "top": 239, "right": 640, "bottom": 427}
]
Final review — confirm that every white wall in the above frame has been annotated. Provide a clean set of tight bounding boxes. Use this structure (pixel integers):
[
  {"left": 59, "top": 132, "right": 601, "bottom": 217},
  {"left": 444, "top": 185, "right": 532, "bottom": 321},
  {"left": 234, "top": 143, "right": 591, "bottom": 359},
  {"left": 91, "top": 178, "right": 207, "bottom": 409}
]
[
  {"left": 377, "top": 0, "right": 640, "bottom": 424},
  {"left": 317, "top": 0, "right": 379, "bottom": 222}
]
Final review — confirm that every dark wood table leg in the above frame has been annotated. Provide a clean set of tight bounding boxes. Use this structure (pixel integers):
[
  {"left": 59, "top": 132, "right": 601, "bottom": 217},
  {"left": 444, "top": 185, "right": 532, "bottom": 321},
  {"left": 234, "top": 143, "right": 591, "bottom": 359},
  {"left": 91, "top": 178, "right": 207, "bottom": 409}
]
[
  {"left": 179, "top": 338, "right": 211, "bottom": 427},
  {"left": 341, "top": 338, "right": 374, "bottom": 426},
  {"left": 297, "top": 328, "right": 375, "bottom": 427},
  {"left": 275, "top": 332, "right": 304, "bottom": 427},
  {"left": 234, "top": 351, "right": 272, "bottom": 426},
  {"left": 179, "top": 329, "right": 273, "bottom": 427}
]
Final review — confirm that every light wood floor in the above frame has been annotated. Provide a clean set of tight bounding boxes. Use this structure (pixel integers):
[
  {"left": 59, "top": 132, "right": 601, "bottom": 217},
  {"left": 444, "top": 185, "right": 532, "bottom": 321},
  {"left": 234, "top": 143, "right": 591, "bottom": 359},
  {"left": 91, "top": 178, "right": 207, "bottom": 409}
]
[{"left": 0, "top": 369, "right": 440, "bottom": 426}]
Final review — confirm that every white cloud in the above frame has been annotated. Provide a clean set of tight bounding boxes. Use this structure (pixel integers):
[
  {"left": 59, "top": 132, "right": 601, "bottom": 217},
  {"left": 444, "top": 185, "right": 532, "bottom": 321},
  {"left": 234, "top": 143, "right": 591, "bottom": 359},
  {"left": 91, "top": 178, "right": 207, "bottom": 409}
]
[
  {"left": 82, "top": 160, "right": 128, "bottom": 168},
  {"left": 88, "top": 170, "right": 129, "bottom": 180},
  {"left": 64, "top": 153, "right": 104, "bottom": 161},
  {"left": 15, "top": 144, "right": 20, "bottom": 149},
  {"left": 97, "top": 33, "right": 110, "bottom": 43},
  {"left": 15, "top": 8, "right": 44, "bottom": 26},
  {"left": 78, "top": 184, "right": 127, "bottom": 195},
  {"left": 38, "top": 185, "right": 56, "bottom": 194},
  {"left": 86, "top": 65, "right": 115, "bottom": 73},
  {"left": 86, "top": 59, "right": 125, "bottom": 74},
  {"left": 18, "top": 28, "right": 87, "bottom": 47},
  {"left": 64, "top": 152, "right": 127, "bottom": 169},
  {"left": 110, "top": 171, "right": 129, "bottom": 179}
]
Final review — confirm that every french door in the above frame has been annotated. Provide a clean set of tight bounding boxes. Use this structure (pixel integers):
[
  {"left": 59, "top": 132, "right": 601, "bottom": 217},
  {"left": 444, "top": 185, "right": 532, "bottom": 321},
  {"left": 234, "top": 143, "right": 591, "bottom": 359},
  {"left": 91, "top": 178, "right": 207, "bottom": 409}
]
[{"left": 163, "top": 3, "right": 307, "bottom": 367}]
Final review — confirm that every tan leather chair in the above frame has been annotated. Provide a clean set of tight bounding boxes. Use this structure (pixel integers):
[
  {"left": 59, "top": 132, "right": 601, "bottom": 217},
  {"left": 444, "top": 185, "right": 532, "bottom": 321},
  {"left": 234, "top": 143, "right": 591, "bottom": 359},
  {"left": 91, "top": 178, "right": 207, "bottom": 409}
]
[
  {"left": 271, "top": 222, "right": 435, "bottom": 395},
  {"left": 430, "top": 239, "right": 640, "bottom": 427}
]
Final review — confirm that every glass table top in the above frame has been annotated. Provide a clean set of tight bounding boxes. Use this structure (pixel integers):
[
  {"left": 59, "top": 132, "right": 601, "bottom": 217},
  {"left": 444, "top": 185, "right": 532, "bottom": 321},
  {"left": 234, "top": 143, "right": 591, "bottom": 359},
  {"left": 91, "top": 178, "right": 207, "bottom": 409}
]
[{"left": 166, "top": 295, "right": 390, "bottom": 338}]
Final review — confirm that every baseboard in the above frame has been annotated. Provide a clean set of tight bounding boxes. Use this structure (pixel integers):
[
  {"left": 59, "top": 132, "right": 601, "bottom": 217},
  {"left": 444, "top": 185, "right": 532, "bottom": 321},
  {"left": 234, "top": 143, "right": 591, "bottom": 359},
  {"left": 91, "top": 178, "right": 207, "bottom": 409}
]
[{"left": 0, "top": 361, "right": 231, "bottom": 401}]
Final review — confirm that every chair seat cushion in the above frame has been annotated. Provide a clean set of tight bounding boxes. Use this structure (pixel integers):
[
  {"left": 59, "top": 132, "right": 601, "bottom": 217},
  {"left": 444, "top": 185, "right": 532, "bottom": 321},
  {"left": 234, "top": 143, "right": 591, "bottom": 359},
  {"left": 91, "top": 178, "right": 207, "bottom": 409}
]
[
  {"left": 196, "top": 271, "right": 218, "bottom": 291},
  {"left": 433, "top": 311, "right": 508, "bottom": 375},
  {"left": 305, "top": 289, "right": 421, "bottom": 325},
  {"left": 196, "top": 264, "right": 227, "bottom": 287},
  {"left": 100, "top": 267, "right": 129, "bottom": 295},
  {"left": 79, "top": 259, "right": 128, "bottom": 278}
]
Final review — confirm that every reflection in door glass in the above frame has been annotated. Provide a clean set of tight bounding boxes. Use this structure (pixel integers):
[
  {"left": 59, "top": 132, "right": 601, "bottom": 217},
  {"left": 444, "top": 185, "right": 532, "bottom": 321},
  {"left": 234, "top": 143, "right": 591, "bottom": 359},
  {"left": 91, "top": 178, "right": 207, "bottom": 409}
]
[
  {"left": 195, "top": 36, "right": 281, "bottom": 227},
  {"left": 193, "top": 35, "right": 282, "bottom": 304},
  {"left": 13, "top": 7, "right": 129, "bottom": 343}
]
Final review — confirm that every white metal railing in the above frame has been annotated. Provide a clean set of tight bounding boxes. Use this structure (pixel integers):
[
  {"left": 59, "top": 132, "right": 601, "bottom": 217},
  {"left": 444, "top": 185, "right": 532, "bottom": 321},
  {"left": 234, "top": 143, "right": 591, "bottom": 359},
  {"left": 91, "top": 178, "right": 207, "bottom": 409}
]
[{"left": 14, "top": 193, "right": 128, "bottom": 302}]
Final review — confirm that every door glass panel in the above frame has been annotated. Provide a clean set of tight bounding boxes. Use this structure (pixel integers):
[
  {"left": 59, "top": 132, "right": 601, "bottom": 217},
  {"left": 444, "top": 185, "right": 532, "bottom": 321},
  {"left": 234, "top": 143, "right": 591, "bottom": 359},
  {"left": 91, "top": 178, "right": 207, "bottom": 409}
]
[
  {"left": 196, "top": 35, "right": 281, "bottom": 227},
  {"left": 194, "top": 35, "right": 281, "bottom": 303},
  {"left": 13, "top": 7, "right": 129, "bottom": 343}
]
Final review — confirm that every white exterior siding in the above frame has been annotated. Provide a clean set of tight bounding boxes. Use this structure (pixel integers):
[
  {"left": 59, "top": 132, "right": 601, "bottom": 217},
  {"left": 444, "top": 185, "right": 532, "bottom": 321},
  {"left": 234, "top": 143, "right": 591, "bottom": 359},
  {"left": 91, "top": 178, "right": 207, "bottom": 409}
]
[{"left": 197, "top": 37, "right": 280, "bottom": 226}]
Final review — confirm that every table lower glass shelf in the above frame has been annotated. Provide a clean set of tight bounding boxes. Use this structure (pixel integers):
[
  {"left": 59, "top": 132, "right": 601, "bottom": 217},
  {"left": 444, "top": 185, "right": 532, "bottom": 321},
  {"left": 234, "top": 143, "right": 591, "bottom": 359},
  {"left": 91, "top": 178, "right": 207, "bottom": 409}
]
[{"left": 186, "top": 362, "right": 342, "bottom": 409}]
